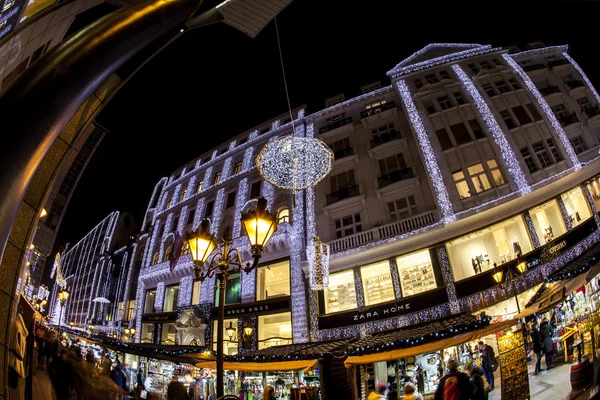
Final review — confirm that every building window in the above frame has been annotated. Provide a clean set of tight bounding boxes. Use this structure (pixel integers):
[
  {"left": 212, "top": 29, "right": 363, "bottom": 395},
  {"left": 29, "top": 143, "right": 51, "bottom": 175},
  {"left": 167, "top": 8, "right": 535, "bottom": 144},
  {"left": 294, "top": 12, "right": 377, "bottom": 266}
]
[
  {"left": 164, "top": 245, "right": 173, "bottom": 262},
  {"left": 372, "top": 124, "right": 397, "bottom": 142},
  {"left": 152, "top": 252, "right": 159, "bottom": 265},
  {"left": 413, "top": 78, "right": 424, "bottom": 89},
  {"left": 379, "top": 154, "right": 407, "bottom": 175},
  {"left": 424, "top": 100, "right": 436, "bottom": 114},
  {"left": 161, "top": 323, "right": 176, "bottom": 345},
  {"left": 141, "top": 323, "right": 153, "bottom": 343},
  {"left": 126, "top": 301, "right": 135, "bottom": 321},
  {"left": 500, "top": 110, "right": 516, "bottom": 129},
  {"left": 468, "top": 63, "right": 479, "bottom": 74},
  {"left": 196, "top": 180, "right": 203, "bottom": 193},
  {"left": 482, "top": 83, "right": 496, "bottom": 97},
  {"left": 277, "top": 207, "right": 290, "bottom": 224},
  {"left": 324, "top": 270, "right": 357, "bottom": 314},
  {"left": 450, "top": 122, "right": 472, "bottom": 145},
  {"left": 547, "top": 138, "right": 563, "bottom": 162},
  {"left": 529, "top": 200, "right": 568, "bottom": 244},
  {"left": 328, "top": 137, "right": 352, "bottom": 157},
  {"left": 533, "top": 141, "right": 552, "bottom": 168},
  {"left": 436, "top": 128, "right": 453, "bottom": 151},
  {"left": 508, "top": 78, "right": 521, "bottom": 90},
  {"left": 577, "top": 97, "right": 592, "bottom": 111},
  {"left": 562, "top": 187, "right": 592, "bottom": 228},
  {"left": 172, "top": 215, "right": 179, "bottom": 233},
  {"left": 552, "top": 104, "right": 569, "bottom": 119},
  {"left": 225, "top": 191, "right": 236, "bottom": 209},
  {"left": 467, "top": 163, "right": 492, "bottom": 193},
  {"left": 179, "top": 189, "right": 187, "bottom": 202},
  {"left": 437, "top": 95, "right": 452, "bottom": 110},
  {"left": 512, "top": 105, "right": 532, "bottom": 125},
  {"left": 205, "top": 200, "right": 214, "bottom": 218},
  {"left": 361, "top": 261, "right": 395, "bottom": 306},
  {"left": 212, "top": 171, "right": 221, "bottom": 185},
  {"left": 453, "top": 92, "right": 466, "bottom": 105},
  {"left": 257, "top": 260, "right": 290, "bottom": 301},
  {"left": 520, "top": 147, "right": 538, "bottom": 173},
  {"left": 233, "top": 162, "right": 242, "bottom": 175},
  {"left": 192, "top": 281, "right": 201, "bottom": 305},
  {"left": 144, "top": 289, "right": 156, "bottom": 314},
  {"left": 453, "top": 170, "right": 471, "bottom": 199},
  {"left": 166, "top": 195, "right": 173, "bottom": 209},
  {"left": 215, "top": 273, "right": 240, "bottom": 306},
  {"left": 424, "top": 73, "right": 438, "bottom": 84},
  {"left": 439, "top": 70, "right": 451, "bottom": 80},
  {"left": 446, "top": 216, "right": 533, "bottom": 281},
  {"left": 468, "top": 119, "right": 485, "bottom": 139},
  {"left": 163, "top": 284, "right": 179, "bottom": 312},
  {"left": 330, "top": 170, "right": 355, "bottom": 192},
  {"left": 258, "top": 312, "right": 292, "bottom": 350},
  {"left": 480, "top": 60, "right": 491, "bottom": 70},
  {"left": 334, "top": 213, "right": 362, "bottom": 239},
  {"left": 212, "top": 318, "right": 238, "bottom": 355},
  {"left": 397, "top": 250, "right": 437, "bottom": 297},
  {"left": 494, "top": 80, "right": 509, "bottom": 93},
  {"left": 388, "top": 196, "right": 418, "bottom": 222},
  {"left": 187, "top": 209, "right": 195, "bottom": 225},
  {"left": 526, "top": 103, "right": 541, "bottom": 121},
  {"left": 571, "top": 136, "right": 588, "bottom": 154},
  {"left": 250, "top": 181, "right": 261, "bottom": 199},
  {"left": 492, "top": 58, "right": 502, "bottom": 66},
  {"left": 487, "top": 159, "right": 505, "bottom": 186}
]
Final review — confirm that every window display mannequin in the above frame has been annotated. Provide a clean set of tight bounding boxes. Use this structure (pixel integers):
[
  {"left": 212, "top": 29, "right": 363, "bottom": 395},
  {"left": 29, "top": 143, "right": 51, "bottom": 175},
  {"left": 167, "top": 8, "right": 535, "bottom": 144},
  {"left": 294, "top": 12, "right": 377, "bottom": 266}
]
[
  {"left": 512, "top": 237, "right": 522, "bottom": 257},
  {"left": 543, "top": 225, "right": 553, "bottom": 243}
]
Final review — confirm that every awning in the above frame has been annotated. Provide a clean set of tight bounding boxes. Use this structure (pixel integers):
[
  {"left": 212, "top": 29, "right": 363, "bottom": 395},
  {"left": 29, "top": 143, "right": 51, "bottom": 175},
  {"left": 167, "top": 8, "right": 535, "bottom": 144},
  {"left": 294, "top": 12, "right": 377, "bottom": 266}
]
[
  {"left": 343, "top": 319, "right": 517, "bottom": 367},
  {"left": 195, "top": 359, "right": 318, "bottom": 372}
]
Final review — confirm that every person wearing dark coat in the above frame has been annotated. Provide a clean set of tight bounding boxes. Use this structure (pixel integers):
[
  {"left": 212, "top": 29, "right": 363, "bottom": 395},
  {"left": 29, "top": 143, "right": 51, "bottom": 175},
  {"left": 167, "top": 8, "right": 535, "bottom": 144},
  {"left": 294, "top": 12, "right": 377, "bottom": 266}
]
[
  {"left": 433, "top": 360, "right": 473, "bottom": 400},
  {"left": 530, "top": 321, "right": 543, "bottom": 374},
  {"left": 167, "top": 376, "right": 190, "bottom": 400},
  {"left": 539, "top": 319, "right": 554, "bottom": 370},
  {"left": 464, "top": 362, "right": 487, "bottom": 400},
  {"left": 478, "top": 341, "right": 496, "bottom": 390}
]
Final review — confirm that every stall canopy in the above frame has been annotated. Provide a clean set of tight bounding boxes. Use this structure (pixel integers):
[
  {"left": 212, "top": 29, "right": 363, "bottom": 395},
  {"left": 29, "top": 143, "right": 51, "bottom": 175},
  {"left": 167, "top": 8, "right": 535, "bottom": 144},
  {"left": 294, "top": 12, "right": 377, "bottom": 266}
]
[
  {"left": 344, "top": 318, "right": 516, "bottom": 367},
  {"left": 195, "top": 360, "right": 319, "bottom": 372}
]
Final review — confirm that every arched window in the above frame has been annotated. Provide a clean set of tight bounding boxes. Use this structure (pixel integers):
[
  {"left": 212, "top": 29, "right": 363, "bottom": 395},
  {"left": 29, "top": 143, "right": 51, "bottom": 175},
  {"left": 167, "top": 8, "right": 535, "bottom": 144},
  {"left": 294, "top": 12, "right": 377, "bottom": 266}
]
[
  {"left": 181, "top": 241, "right": 190, "bottom": 255},
  {"left": 152, "top": 252, "right": 159, "bottom": 265},
  {"left": 164, "top": 246, "right": 173, "bottom": 262},
  {"left": 277, "top": 207, "right": 290, "bottom": 224}
]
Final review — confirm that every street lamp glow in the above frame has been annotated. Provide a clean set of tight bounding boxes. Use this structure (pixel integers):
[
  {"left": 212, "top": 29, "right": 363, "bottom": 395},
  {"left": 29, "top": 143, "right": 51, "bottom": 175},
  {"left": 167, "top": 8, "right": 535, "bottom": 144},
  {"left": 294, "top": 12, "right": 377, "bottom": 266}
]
[
  {"left": 58, "top": 289, "right": 70, "bottom": 305},
  {"left": 187, "top": 220, "right": 216, "bottom": 265},
  {"left": 241, "top": 197, "right": 277, "bottom": 252}
]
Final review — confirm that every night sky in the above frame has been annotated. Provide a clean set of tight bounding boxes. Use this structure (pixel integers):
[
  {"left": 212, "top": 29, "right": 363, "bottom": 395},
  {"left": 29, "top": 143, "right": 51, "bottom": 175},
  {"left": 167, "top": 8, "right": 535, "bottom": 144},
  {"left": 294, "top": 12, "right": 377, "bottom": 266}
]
[{"left": 53, "top": 0, "right": 600, "bottom": 252}]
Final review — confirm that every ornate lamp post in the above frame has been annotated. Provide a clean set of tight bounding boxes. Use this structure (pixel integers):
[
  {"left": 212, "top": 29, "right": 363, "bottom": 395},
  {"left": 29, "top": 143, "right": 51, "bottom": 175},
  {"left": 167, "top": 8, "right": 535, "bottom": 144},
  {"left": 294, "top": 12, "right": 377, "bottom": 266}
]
[
  {"left": 225, "top": 321, "right": 254, "bottom": 343},
  {"left": 493, "top": 261, "right": 527, "bottom": 314},
  {"left": 186, "top": 197, "right": 277, "bottom": 398},
  {"left": 57, "top": 289, "right": 70, "bottom": 333}
]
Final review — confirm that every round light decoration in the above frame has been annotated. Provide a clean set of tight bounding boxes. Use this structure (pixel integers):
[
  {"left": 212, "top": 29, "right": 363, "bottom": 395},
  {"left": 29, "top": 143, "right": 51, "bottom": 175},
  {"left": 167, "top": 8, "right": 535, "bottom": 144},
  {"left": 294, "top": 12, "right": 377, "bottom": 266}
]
[{"left": 256, "top": 136, "right": 334, "bottom": 190}]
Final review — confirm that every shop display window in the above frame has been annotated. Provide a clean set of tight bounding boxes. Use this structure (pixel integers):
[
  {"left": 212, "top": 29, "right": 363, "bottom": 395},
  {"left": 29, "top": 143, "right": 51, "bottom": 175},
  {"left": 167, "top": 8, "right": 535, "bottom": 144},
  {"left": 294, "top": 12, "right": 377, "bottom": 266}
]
[
  {"left": 586, "top": 177, "right": 600, "bottom": 211},
  {"left": 161, "top": 323, "right": 176, "bottom": 345},
  {"left": 192, "top": 281, "right": 201, "bottom": 305},
  {"left": 212, "top": 318, "right": 239, "bottom": 355},
  {"left": 361, "top": 261, "right": 395, "bottom": 306},
  {"left": 163, "top": 284, "right": 180, "bottom": 312},
  {"left": 144, "top": 289, "right": 156, "bottom": 314},
  {"left": 396, "top": 250, "right": 437, "bottom": 297},
  {"left": 215, "top": 273, "right": 240, "bottom": 306},
  {"left": 141, "top": 323, "right": 153, "bottom": 343},
  {"left": 256, "top": 260, "right": 290, "bottom": 301},
  {"left": 324, "top": 270, "right": 357, "bottom": 314},
  {"left": 446, "top": 217, "right": 532, "bottom": 281},
  {"left": 258, "top": 312, "right": 292, "bottom": 350},
  {"left": 561, "top": 187, "right": 592, "bottom": 228},
  {"left": 529, "top": 200, "right": 567, "bottom": 244}
]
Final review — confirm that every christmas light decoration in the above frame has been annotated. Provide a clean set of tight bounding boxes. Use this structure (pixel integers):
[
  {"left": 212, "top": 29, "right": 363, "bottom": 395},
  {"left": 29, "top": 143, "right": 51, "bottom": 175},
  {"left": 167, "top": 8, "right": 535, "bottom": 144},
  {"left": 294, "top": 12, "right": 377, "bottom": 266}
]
[
  {"left": 221, "top": 157, "right": 232, "bottom": 181},
  {"left": 308, "top": 285, "right": 320, "bottom": 342},
  {"left": 193, "top": 198, "right": 206, "bottom": 231},
  {"left": 451, "top": 64, "right": 530, "bottom": 194},
  {"left": 523, "top": 212, "right": 541, "bottom": 248},
  {"left": 582, "top": 186, "right": 600, "bottom": 227},
  {"left": 308, "top": 86, "right": 392, "bottom": 118},
  {"left": 510, "top": 45, "right": 569, "bottom": 58},
  {"left": 233, "top": 178, "right": 249, "bottom": 238},
  {"left": 388, "top": 258, "right": 402, "bottom": 299},
  {"left": 261, "top": 180, "right": 275, "bottom": 209},
  {"left": 353, "top": 268, "right": 365, "bottom": 308},
  {"left": 210, "top": 188, "right": 226, "bottom": 235},
  {"left": 396, "top": 80, "right": 455, "bottom": 224},
  {"left": 178, "top": 275, "right": 193, "bottom": 307},
  {"left": 557, "top": 195, "right": 573, "bottom": 230},
  {"left": 437, "top": 246, "right": 459, "bottom": 314},
  {"left": 242, "top": 146, "right": 255, "bottom": 172},
  {"left": 307, "top": 236, "right": 329, "bottom": 290},
  {"left": 154, "top": 282, "right": 165, "bottom": 312},
  {"left": 563, "top": 52, "right": 600, "bottom": 108},
  {"left": 502, "top": 53, "right": 581, "bottom": 170},
  {"left": 256, "top": 136, "right": 334, "bottom": 191}
]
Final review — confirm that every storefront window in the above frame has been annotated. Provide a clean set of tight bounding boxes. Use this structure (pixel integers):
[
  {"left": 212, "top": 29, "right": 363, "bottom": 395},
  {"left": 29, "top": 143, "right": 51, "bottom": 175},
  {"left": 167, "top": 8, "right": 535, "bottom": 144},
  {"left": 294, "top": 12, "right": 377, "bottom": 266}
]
[
  {"left": 126, "top": 300, "right": 135, "bottom": 321},
  {"left": 144, "top": 289, "right": 156, "bottom": 314},
  {"left": 258, "top": 312, "right": 292, "bottom": 350},
  {"left": 361, "top": 261, "right": 395, "bottom": 306},
  {"left": 141, "top": 323, "right": 153, "bottom": 343},
  {"left": 161, "top": 323, "right": 176, "bottom": 345},
  {"left": 215, "top": 273, "right": 240, "bottom": 306},
  {"left": 446, "top": 217, "right": 532, "bottom": 281},
  {"left": 192, "top": 281, "right": 201, "bottom": 305},
  {"left": 561, "top": 187, "right": 592, "bottom": 228},
  {"left": 163, "top": 284, "right": 179, "bottom": 312},
  {"left": 586, "top": 177, "right": 600, "bottom": 211},
  {"left": 529, "top": 200, "right": 567, "bottom": 244},
  {"left": 257, "top": 260, "right": 290, "bottom": 301},
  {"left": 396, "top": 250, "right": 437, "bottom": 297},
  {"left": 324, "top": 270, "right": 357, "bottom": 314},
  {"left": 212, "top": 319, "right": 238, "bottom": 355}
]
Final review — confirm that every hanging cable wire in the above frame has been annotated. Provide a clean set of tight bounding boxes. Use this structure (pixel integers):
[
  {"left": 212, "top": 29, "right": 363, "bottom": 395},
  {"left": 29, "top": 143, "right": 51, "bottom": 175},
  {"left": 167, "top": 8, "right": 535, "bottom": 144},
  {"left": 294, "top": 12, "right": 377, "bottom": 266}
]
[{"left": 274, "top": 15, "right": 295, "bottom": 131}]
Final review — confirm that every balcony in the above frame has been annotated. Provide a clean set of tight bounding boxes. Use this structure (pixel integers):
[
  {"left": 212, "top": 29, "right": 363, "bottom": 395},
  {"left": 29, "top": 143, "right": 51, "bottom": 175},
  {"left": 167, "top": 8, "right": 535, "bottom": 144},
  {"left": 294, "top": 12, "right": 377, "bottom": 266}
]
[
  {"left": 319, "top": 117, "right": 353, "bottom": 134},
  {"left": 585, "top": 106, "right": 600, "bottom": 118},
  {"left": 326, "top": 184, "right": 360, "bottom": 205},
  {"left": 360, "top": 101, "right": 396, "bottom": 119},
  {"left": 370, "top": 131, "right": 401, "bottom": 148},
  {"left": 539, "top": 85, "right": 560, "bottom": 96},
  {"left": 548, "top": 59, "right": 569, "bottom": 68},
  {"left": 377, "top": 168, "right": 415, "bottom": 188},
  {"left": 332, "top": 147, "right": 354, "bottom": 160},
  {"left": 328, "top": 210, "right": 438, "bottom": 253},
  {"left": 557, "top": 113, "right": 579, "bottom": 127},
  {"left": 522, "top": 63, "right": 546, "bottom": 72},
  {"left": 566, "top": 80, "right": 585, "bottom": 90}
]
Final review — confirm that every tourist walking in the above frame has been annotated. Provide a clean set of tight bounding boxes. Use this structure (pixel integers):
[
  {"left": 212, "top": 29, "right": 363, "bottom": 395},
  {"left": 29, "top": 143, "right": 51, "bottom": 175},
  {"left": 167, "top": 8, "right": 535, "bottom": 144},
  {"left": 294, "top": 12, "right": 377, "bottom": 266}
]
[
  {"left": 167, "top": 376, "right": 190, "bottom": 400},
  {"left": 540, "top": 318, "right": 554, "bottom": 370},
  {"left": 433, "top": 360, "right": 472, "bottom": 400},
  {"left": 478, "top": 341, "right": 496, "bottom": 390},
  {"left": 464, "top": 362, "right": 487, "bottom": 400},
  {"left": 530, "top": 321, "right": 543, "bottom": 374}
]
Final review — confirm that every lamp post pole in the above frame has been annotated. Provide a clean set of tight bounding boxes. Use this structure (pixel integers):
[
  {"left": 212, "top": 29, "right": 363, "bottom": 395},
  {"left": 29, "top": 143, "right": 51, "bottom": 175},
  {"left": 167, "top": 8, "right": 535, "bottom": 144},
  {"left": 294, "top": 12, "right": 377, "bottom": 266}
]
[
  {"left": 216, "top": 273, "right": 227, "bottom": 397},
  {"left": 57, "top": 289, "right": 69, "bottom": 334}
]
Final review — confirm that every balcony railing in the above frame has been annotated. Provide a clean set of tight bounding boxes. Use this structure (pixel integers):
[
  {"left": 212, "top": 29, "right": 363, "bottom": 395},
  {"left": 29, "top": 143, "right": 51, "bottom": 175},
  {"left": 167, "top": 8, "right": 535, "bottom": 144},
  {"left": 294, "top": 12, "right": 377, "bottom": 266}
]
[
  {"left": 547, "top": 59, "right": 569, "bottom": 68},
  {"left": 370, "top": 130, "right": 400, "bottom": 148},
  {"left": 566, "top": 80, "right": 585, "bottom": 90},
  {"left": 558, "top": 113, "right": 579, "bottom": 127},
  {"left": 333, "top": 147, "right": 354, "bottom": 160},
  {"left": 328, "top": 210, "right": 438, "bottom": 253},
  {"left": 319, "top": 117, "right": 353, "bottom": 134},
  {"left": 360, "top": 101, "right": 396, "bottom": 119},
  {"left": 585, "top": 106, "right": 600, "bottom": 118},
  {"left": 539, "top": 86, "right": 560, "bottom": 96},
  {"left": 326, "top": 184, "right": 360, "bottom": 205},
  {"left": 377, "top": 168, "right": 414, "bottom": 188},
  {"left": 523, "top": 63, "right": 546, "bottom": 72}
]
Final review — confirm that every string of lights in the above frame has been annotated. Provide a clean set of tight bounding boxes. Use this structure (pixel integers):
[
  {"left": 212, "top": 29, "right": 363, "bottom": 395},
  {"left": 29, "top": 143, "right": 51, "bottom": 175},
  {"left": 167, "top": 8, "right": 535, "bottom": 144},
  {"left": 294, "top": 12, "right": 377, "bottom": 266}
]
[
  {"left": 232, "top": 178, "right": 249, "bottom": 238},
  {"left": 556, "top": 195, "right": 573, "bottom": 230},
  {"left": 178, "top": 275, "right": 193, "bottom": 307},
  {"left": 388, "top": 258, "right": 402, "bottom": 300},
  {"left": 523, "top": 211, "right": 541, "bottom": 248},
  {"left": 210, "top": 188, "right": 226, "bottom": 235},
  {"left": 437, "top": 246, "right": 459, "bottom": 314},
  {"left": 563, "top": 52, "right": 600, "bottom": 109}
]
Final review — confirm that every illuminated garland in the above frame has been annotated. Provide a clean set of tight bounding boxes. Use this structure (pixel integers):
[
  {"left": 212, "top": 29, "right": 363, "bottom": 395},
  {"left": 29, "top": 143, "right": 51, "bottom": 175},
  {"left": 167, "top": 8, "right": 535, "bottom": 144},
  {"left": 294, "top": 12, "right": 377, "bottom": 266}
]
[
  {"left": 353, "top": 268, "right": 365, "bottom": 308},
  {"left": 582, "top": 186, "right": 600, "bottom": 227},
  {"left": 502, "top": 53, "right": 581, "bottom": 170},
  {"left": 556, "top": 195, "right": 573, "bottom": 230},
  {"left": 210, "top": 188, "right": 226, "bottom": 235},
  {"left": 261, "top": 180, "right": 275, "bottom": 209},
  {"left": 308, "top": 283, "right": 320, "bottom": 341},
  {"left": 437, "top": 246, "right": 459, "bottom": 314},
  {"left": 523, "top": 211, "right": 541, "bottom": 248},
  {"left": 396, "top": 80, "right": 455, "bottom": 224},
  {"left": 233, "top": 178, "right": 249, "bottom": 238},
  {"left": 192, "top": 198, "right": 206, "bottom": 231},
  {"left": 451, "top": 64, "right": 530, "bottom": 194},
  {"left": 388, "top": 258, "right": 402, "bottom": 299},
  {"left": 178, "top": 275, "right": 193, "bottom": 307},
  {"left": 154, "top": 282, "right": 165, "bottom": 312},
  {"left": 563, "top": 52, "right": 600, "bottom": 109},
  {"left": 510, "top": 45, "right": 569, "bottom": 58},
  {"left": 242, "top": 146, "right": 256, "bottom": 172},
  {"left": 221, "top": 157, "right": 233, "bottom": 181},
  {"left": 307, "top": 236, "right": 329, "bottom": 290}
]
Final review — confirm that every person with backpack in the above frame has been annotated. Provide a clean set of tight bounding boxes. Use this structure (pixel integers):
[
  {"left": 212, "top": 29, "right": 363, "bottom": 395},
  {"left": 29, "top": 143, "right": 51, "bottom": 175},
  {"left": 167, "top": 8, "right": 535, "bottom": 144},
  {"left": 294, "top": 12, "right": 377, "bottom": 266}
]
[
  {"left": 433, "top": 360, "right": 473, "bottom": 400},
  {"left": 464, "top": 362, "right": 487, "bottom": 400},
  {"left": 478, "top": 341, "right": 496, "bottom": 390}
]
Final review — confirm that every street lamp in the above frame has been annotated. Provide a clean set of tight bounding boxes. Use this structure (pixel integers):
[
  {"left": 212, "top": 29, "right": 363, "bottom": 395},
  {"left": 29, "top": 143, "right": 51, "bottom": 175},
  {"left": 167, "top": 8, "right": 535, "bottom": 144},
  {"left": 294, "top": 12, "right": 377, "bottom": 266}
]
[
  {"left": 493, "top": 261, "right": 527, "bottom": 314},
  {"left": 187, "top": 197, "right": 277, "bottom": 398},
  {"left": 57, "top": 289, "right": 69, "bottom": 333},
  {"left": 225, "top": 320, "right": 254, "bottom": 343},
  {"left": 88, "top": 324, "right": 94, "bottom": 335}
]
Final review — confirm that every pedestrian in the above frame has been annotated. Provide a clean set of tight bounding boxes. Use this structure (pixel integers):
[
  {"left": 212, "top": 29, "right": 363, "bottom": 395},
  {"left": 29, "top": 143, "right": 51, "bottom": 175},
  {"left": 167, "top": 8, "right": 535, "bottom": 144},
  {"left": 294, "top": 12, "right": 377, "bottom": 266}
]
[
  {"left": 530, "top": 320, "right": 543, "bottom": 374},
  {"left": 464, "top": 362, "right": 487, "bottom": 400},
  {"left": 262, "top": 385, "right": 276, "bottom": 400},
  {"left": 433, "top": 359, "right": 472, "bottom": 400},
  {"left": 167, "top": 376, "right": 190, "bottom": 400},
  {"left": 478, "top": 341, "right": 496, "bottom": 390},
  {"left": 540, "top": 318, "right": 554, "bottom": 370},
  {"left": 401, "top": 383, "right": 423, "bottom": 400},
  {"left": 368, "top": 382, "right": 389, "bottom": 400},
  {"left": 109, "top": 361, "right": 127, "bottom": 400}
]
